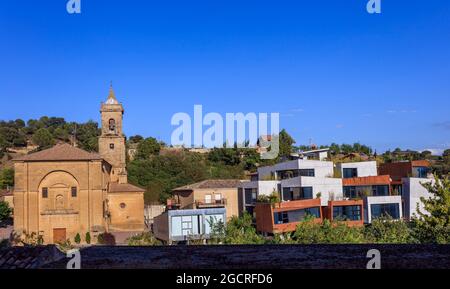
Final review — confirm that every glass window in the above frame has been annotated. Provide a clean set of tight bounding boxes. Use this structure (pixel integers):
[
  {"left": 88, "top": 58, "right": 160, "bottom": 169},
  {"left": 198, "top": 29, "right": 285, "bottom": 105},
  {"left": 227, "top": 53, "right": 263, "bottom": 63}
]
[
  {"left": 110, "top": 143, "right": 114, "bottom": 149},
  {"left": 413, "top": 166, "right": 430, "bottom": 178},
  {"left": 299, "top": 169, "right": 315, "bottom": 177},
  {"left": 343, "top": 168, "right": 358, "bottom": 178},
  {"left": 71, "top": 187, "right": 77, "bottom": 197},
  {"left": 343, "top": 186, "right": 357, "bottom": 199},
  {"left": 371, "top": 203, "right": 400, "bottom": 219},
  {"left": 273, "top": 207, "right": 321, "bottom": 224},
  {"left": 244, "top": 188, "right": 257, "bottom": 205},
  {"left": 333, "top": 205, "right": 361, "bottom": 221},
  {"left": 372, "top": 185, "right": 389, "bottom": 196},
  {"left": 283, "top": 187, "right": 313, "bottom": 201},
  {"left": 42, "top": 187, "right": 48, "bottom": 198}
]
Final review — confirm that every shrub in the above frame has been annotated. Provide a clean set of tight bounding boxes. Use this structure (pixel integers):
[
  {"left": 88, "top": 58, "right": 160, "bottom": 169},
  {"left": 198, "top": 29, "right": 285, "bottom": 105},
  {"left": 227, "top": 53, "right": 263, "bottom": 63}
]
[
  {"left": 74, "top": 233, "right": 81, "bottom": 244},
  {"left": 127, "top": 232, "right": 161, "bottom": 246},
  {"left": 364, "top": 215, "right": 413, "bottom": 243},
  {"left": 97, "top": 232, "right": 116, "bottom": 245},
  {"left": 85, "top": 232, "right": 91, "bottom": 244},
  {"left": 0, "top": 201, "right": 12, "bottom": 222},
  {"left": 293, "top": 218, "right": 365, "bottom": 244}
]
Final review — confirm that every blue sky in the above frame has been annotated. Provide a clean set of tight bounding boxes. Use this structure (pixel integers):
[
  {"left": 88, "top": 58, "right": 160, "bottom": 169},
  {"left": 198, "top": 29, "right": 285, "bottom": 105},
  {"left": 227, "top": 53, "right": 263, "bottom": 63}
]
[{"left": 0, "top": 0, "right": 449, "bottom": 154}]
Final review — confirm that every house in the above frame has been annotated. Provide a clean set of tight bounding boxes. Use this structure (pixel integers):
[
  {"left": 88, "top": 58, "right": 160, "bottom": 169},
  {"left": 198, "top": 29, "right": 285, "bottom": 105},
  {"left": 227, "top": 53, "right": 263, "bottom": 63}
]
[
  {"left": 12, "top": 86, "right": 145, "bottom": 244},
  {"left": 299, "top": 148, "right": 330, "bottom": 161},
  {"left": 342, "top": 175, "right": 403, "bottom": 223},
  {"left": 255, "top": 198, "right": 322, "bottom": 234},
  {"left": 153, "top": 208, "right": 226, "bottom": 244},
  {"left": 364, "top": 195, "right": 403, "bottom": 223},
  {"left": 336, "top": 161, "right": 378, "bottom": 178},
  {"left": 168, "top": 179, "right": 242, "bottom": 220},
  {"left": 323, "top": 200, "right": 364, "bottom": 227}
]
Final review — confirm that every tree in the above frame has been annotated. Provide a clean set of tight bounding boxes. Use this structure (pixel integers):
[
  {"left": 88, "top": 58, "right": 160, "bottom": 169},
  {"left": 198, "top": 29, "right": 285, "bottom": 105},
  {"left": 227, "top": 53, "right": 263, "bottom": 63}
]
[
  {"left": 412, "top": 176, "right": 450, "bottom": 244},
  {"left": 364, "top": 215, "right": 413, "bottom": 243},
  {"left": 278, "top": 129, "right": 295, "bottom": 159},
  {"left": 85, "top": 232, "right": 91, "bottom": 244},
  {"left": 74, "top": 233, "right": 81, "bottom": 244},
  {"left": 32, "top": 128, "right": 54, "bottom": 149},
  {"left": 293, "top": 218, "right": 365, "bottom": 244},
  {"left": 0, "top": 168, "right": 14, "bottom": 189},
  {"left": 129, "top": 135, "right": 144, "bottom": 143},
  {"left": 210, "top": 213, "right": 265, "bottom": 244},
  {"left": 0, "top": 201, "right": 12, "bottom": 222},
  {"left": 135, "top": 137, "right": 161, "bottom": 160}
]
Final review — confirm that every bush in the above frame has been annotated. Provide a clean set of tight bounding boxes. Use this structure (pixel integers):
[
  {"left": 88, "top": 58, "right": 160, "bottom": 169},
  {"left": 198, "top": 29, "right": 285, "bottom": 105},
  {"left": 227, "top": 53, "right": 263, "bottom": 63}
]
[
  {"left": 85, "top": 232, "right": 91, "bottom": 244},
  {"left": 210, "top": 213, "right": 265, "bottom": 245},
  {"left": 97, "top": 232, "right": 116, "bottom": 245},
  {"left": 0, "top": 201, "right": 12, "bottom": 222},
  {"left": 293, "top": 218, "right": 365, "bottom": 244},
  {"left": 74, "top": 233, "right": 81, "bottom": 244},
  {"left": 126, "top": 232, "right": 161, "bottom": 246},
  {"left": 364, "top": 215, "right": 413, "bottom": 243}
]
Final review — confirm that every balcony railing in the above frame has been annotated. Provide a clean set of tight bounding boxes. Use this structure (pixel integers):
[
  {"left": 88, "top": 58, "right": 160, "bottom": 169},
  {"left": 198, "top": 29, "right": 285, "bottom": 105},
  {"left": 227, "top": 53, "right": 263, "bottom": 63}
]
[{"left": 195, "top": 198, "right": 227, "bottom": 208}]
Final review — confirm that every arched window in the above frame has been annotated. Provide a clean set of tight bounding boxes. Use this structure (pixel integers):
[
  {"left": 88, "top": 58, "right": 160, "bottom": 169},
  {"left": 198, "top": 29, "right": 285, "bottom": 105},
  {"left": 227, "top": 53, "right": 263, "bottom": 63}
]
[{"left": 108, "top": 118, "right": 116, "bottom": 132}]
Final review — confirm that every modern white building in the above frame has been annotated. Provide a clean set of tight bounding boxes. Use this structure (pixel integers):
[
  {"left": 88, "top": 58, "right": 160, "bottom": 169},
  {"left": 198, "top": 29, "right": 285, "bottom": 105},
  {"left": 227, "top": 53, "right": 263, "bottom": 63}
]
[
  {"left": 402, "top": 177, "right": 434, "bottom": 219},
  {"left": 336, "top": 161, "right": 378, "bottom": 178},
  {"left": 257, "top": 159, "right": 335, "bottom": 180},
  {"left": 364, "top": 195, "right": 403, "bottom": 223}
]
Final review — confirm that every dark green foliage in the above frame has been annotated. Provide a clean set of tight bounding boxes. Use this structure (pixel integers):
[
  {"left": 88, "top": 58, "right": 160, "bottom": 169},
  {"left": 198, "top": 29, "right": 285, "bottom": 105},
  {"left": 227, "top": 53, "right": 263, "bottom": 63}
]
[
  {"left": 0, "top": 168, "right": 14, "bottom": 189},
  {"left": 293, "top": 218, "right": 365, "bottom": 244},
  {"left": 97, "top": 232, "right": 116, "bottom": 245},
  {"left": 74, "top": 233, "right": 81, "bottom": 244},
  {"left": 210, "top": 213, "right": 265, "bottom": 244},
  {"left": 32, "top": 128, "right": 54, "bottom": 149},
  {"left": 0, "top": 201, "right": 12, "bottom": 222},
  {"left": 364, "top": 215, "right": 414, "bottom": 243},
  {"left": 278, "top": 129, "right": 295, "bottom": 160},
  {"left": 411, "top": 176, "right": 450, "bottom": 244},
  {"left": 135, "top": 137, "right": 161, "bottom": 160},
  {"left": 85, "top": 232, "right": 91, "bottom": 244}
]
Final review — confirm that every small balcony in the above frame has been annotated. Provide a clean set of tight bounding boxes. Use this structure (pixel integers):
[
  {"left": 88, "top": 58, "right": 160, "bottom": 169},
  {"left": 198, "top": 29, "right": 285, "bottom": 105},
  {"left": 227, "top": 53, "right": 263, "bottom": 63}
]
[{"left": 195, "top": 198, "right": 227, "bottom": 208}]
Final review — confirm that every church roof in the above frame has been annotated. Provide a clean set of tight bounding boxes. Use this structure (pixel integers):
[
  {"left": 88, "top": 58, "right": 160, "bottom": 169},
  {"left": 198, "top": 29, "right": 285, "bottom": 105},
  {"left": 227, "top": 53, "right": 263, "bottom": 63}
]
[
  {"left": 109, "top": 182, "right": 145, "bottom": 193},
  {"left": 13, "top": 143, "right": 103, "bottom": 162},
  {"left": 105, "top": 84, "right": 119, "bottom": 105}
]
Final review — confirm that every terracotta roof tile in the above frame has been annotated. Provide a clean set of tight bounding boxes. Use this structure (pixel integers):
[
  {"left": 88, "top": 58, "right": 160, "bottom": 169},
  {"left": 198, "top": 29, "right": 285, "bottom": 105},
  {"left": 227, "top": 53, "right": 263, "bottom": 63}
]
[
  {"left": 13, "top": 143, "right": 103, "bottom": 162},
  {"left": 342, "top": 175, "right": 392, "bottom": 186},
  {"left": 173, "top": 179, "right": 242, "bottom": 191},
  {"left": 109, "top": 182, "right": 145, "bottom": 193}
]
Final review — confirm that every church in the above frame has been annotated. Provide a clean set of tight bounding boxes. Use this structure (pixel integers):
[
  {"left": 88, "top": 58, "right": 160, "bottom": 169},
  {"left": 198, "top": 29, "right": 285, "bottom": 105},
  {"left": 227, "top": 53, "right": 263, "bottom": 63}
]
[{"left": 12, "top": 86, "right": 145, "bottom": 244}]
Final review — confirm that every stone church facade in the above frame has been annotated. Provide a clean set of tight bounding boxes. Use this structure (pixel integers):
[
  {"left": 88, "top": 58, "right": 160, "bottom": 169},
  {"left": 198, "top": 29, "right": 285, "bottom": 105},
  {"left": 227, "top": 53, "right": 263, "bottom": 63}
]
[{"left": 13, "top": 87, "right": 145, "bottom": 244}]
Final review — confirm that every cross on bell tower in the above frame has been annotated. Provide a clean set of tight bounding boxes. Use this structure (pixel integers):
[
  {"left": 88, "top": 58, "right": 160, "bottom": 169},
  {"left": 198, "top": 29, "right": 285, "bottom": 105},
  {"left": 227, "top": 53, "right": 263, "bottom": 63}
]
[{"left": 99, "top": 84, "right": 127, "bottom": 183}]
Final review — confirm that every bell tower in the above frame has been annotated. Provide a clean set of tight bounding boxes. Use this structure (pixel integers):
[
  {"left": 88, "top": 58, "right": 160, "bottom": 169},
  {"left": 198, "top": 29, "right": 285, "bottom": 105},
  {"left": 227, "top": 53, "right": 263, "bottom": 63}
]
[{"left": 99, "top": 84, "right": 127, "bottom": 183}]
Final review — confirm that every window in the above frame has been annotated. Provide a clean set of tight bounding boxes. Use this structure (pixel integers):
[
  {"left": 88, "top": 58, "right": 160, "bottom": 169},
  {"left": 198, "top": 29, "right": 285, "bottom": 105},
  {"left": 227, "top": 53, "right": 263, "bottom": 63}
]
[
  {"left": 343, "top": 186, "right": 357, "bottom": 199},
  {"left": 343, "top": 168, "right": 358, "bottom": 178},
  {"left": 42, "top": 187, "right": 48, "bottom": 198},
  {"left": 214, "top": 193, "right": 222, "bottom": 204},
  {"left": 205, "top": 194, "right": 212, "bottom": 204},
  {"left": 299, "top": 169, "right": 315, "bottom": 177},
  {"left": 71, "top": 187, "right": 77, "bottom": 197},
  {"left": 273, "top": 207, "right": 321, "bottom": 224},
  {"left": 108, "top": 118, "right": 116, "bottom": 131},
  {"left": 244, "top": 188, "right": 257, "bottom": 205},
  {"left": 372, "top": 185, "right": 389, "bottom": 196},
  {"left": 413, "top": 166, "right": 430, "bottom": 178},
  {"left": 120, "top": 202, "right": 126, "bottom": 209},
  {"left": 371, "top": 203, "right": 400, "bottom": 219},
  {"left": 282, "top": 187, "right": 313, "bottom": 201},
  {"left": 333, "top": 205, "right": 361, "bottom": 221},
  {"left": 110, "top": 143, "right": 114, "bottom": 149}
]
